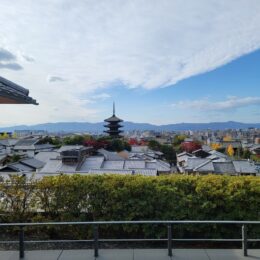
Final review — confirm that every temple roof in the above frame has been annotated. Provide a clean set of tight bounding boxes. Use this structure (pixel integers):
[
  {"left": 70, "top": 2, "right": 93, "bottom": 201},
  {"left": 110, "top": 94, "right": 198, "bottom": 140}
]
[
  {"left": 0, "top": 76, "right": 38, "bottom": 105},
  {"left": 104, "top": 115, "right": 123, "bottom": 122}
]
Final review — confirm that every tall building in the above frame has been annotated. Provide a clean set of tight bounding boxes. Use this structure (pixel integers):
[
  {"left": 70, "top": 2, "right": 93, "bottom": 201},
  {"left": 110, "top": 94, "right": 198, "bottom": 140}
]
[{"left": 104, "top": 103, "right": 123, "bottom": 138}]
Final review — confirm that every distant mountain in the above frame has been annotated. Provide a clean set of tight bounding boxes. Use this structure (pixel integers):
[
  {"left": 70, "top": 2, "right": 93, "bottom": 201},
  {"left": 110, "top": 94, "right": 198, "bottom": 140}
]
[{"left": 0, "top": 121, "right": 260, "bottom": 133}]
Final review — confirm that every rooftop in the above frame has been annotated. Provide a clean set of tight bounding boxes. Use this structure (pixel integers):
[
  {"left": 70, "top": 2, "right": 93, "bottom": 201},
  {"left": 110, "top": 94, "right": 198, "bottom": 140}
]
[{"left": 0, "top": 76, "right": 38, "bottom": 105}]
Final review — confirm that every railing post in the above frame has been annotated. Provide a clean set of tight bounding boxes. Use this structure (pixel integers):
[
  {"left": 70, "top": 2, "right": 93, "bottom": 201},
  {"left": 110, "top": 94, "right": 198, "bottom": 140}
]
[
  {"left": 167, "top": 224, "right": 172, "bottom": 257},
  {"left": 94, "top": 225, "right": 99, "bottom": 257},
  {"left": 242, "top": 225, "right": 248, "bottom": 256},
  {"left": 19, "top": 226, "right": 25, "bottom": 259}
]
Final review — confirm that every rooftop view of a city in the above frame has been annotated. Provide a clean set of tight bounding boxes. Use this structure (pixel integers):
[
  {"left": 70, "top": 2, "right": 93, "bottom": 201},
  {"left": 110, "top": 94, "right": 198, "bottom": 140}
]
[{"left": 0, "top": 1, "right": 260, "bottom": 259}]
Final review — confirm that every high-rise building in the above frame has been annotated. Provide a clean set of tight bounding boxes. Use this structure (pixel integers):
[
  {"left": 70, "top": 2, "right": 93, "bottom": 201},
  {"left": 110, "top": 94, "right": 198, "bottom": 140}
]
[{"left": 104, "top": 103, "right": 123, "bottom": 138}]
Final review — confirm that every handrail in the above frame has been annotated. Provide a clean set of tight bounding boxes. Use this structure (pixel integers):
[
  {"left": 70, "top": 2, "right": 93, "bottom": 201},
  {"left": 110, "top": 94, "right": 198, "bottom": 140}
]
[
  {"left": 0, "top": 220, "right": 259, "bottom": 258},
  {"left": 0, "top": 220, "right": 260, "bottom": 226}
]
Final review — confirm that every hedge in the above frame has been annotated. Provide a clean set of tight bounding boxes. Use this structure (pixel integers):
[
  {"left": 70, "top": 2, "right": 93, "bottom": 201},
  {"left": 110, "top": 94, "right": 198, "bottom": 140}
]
[{"left": 0, "top": 174, "right": 259, "bottom": 240}]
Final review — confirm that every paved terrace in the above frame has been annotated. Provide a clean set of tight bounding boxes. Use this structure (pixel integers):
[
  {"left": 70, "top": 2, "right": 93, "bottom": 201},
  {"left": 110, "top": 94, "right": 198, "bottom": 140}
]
[{"left": 1, "top": 249, "right": 260, "bottom": 260}]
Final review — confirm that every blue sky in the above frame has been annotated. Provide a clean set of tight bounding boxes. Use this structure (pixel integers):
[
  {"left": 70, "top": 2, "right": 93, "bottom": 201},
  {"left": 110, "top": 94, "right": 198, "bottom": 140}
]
[
  {"left": 95, "top": 49, "right": 260, "bottom": 124},
  {"left": 0, "top": 1, "right": 260, "bottom": 126}
]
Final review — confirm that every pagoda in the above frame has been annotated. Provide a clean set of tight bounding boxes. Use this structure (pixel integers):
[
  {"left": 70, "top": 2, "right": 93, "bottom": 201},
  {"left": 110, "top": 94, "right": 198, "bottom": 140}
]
[{"left": 104, "top": 103, "right": 123, "bottom": 138}]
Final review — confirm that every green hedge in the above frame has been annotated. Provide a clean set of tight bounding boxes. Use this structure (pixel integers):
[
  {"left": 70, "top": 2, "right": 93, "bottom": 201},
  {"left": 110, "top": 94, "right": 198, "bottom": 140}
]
[{"left": 0, "top": 174, "right": 259, "bottom": 240}]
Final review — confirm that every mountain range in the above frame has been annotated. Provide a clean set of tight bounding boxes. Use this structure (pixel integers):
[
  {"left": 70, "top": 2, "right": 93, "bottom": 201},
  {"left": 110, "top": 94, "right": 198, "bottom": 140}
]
[{"left": 0, "top": 121, "right": 260, "bottom": 133}]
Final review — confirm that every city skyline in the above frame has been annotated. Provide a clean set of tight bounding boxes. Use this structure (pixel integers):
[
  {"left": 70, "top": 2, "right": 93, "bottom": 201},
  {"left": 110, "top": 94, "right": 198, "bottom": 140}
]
[{"left": 0, "top": 1, "right": 260, "bottom": 126}]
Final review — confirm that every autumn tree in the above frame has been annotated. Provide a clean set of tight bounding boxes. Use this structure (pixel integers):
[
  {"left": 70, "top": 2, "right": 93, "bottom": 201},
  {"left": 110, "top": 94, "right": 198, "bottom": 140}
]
[
  {"left": 227, "top": 144, "right": 234, "bottom": 157},
  {"left": 180, "top": 141, "right": 202, "bottom": 153}
]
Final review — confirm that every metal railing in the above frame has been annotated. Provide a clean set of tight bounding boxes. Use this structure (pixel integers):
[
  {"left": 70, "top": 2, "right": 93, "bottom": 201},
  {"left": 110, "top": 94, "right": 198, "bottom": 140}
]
[{"left": 0, "top": 220, "right": 259, "bottom": 258}]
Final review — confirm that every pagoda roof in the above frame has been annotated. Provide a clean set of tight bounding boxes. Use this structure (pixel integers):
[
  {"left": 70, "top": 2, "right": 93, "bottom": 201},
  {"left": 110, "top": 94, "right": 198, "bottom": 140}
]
[
  {"left": 104, "top": 115, "right": 123, "bottom": 122},
  {"left": 0, "top": 76, "right": 38, "bottom": 105}
]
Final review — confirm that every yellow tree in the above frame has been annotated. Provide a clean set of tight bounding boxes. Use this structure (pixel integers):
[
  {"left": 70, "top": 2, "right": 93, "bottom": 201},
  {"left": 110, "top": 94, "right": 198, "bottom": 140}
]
[
  {"left": 211, "top": 143, "right": 222, "bottom": 150},
  {"left": 227, "top": 144, "right": 234, "bottom": 157},
  {"left": 223, "top": 135, "right": 232, "bottom": 141},
  {"left": 0, "top": 132, "right": 9, "bottom": 140}
]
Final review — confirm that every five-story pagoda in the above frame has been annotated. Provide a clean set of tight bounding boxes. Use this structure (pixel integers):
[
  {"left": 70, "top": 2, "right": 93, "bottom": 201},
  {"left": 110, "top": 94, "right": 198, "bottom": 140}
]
[{"left": 104, "top": 103, "right": 123, "bottom": 138}]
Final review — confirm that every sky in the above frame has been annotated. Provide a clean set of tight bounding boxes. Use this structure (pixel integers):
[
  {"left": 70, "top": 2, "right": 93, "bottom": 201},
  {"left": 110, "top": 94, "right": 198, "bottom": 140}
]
[{"left": 0, "top": 0, "right": 260, "bottom": 126}]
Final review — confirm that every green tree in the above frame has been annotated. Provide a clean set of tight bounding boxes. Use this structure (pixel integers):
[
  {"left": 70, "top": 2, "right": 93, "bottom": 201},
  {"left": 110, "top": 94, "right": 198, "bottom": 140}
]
[
  {"left": 160, "top": 145, "right": 176, "bottom": 164},
  {"left": 63, "top": 135, "right": 85, "bottom": 145},
  {"left": 242, "top": 149, "right": 252, "bottom": 159},
  {"left": 148, "top": 140, "right": 161, "bottom": 151}
]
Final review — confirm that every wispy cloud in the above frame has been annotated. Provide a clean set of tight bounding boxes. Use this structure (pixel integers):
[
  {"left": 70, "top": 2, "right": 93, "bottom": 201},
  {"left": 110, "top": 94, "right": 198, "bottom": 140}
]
[
  {"left": 0, "top": 63, "right": 23, "bottom": 70},
  {"left": 171, "top": 97, "right": 260, "bottom": 111},
  {"left": 22, "top": 55, "right": 35, "bottom": 62},
  {"left": 47, "top": 76, "right": 66, "bottom": 82}
]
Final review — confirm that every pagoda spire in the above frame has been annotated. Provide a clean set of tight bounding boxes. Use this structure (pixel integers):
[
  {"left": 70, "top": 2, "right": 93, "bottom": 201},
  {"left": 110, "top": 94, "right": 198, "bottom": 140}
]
[{"left": 113, "top": 101, "right": 115, "bottom": 116}]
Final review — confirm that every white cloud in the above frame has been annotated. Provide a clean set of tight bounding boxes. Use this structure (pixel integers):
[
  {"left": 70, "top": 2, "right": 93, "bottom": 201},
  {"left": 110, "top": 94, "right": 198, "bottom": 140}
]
[
  {"left": 91, "top": 93, "right": 111, "bottom": 101},
  {"left": 171, "top": 97, "right": 260, "bottom": 111},
  {"left": 0, "top": 1, "right": 260, "bottom": 124}
]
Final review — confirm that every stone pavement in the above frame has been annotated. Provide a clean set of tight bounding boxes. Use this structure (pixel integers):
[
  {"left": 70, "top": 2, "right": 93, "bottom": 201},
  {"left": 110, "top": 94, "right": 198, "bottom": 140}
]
[{"left": 0, "top": 249, "right": 259, "bottom": 260}]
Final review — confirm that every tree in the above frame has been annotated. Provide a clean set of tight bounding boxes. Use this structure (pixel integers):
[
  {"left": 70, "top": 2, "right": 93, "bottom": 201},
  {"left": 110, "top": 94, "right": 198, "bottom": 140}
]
[
  {"left": 63, "top": 135, "right": 85, "bottom": 145},
  {"left": 227, "top": 144, "right": 234, "bottom": 157},
  {"left": 107, "top": 139, "right": 130, "bottom": 152},
  {"left": 0, "top": 132, "right": 9, "bottom": 140},
  {"left": 148, "top": 140, "right": 161, "bottom": 151},
  {"left": 180, "top": 141, "right": 202, "bottom": 153},
  {"left": 242, "top": 149, "right": 251, "bottom": 159},
  {"left": 223, "top": 135, "right": 232, "bottom": 141},
  {"left": 173, "top": 135, "right": 186, "bottom": 146},
  {"left": 211, "top": 143, "right": 222, "bottom": 150},
  {"left": 160, "top": 145, "right": 176, "bottom": 164},
  {"left": 0, "top": 175, "right": 36, "bottom": 221},
  {"left": 84, "top": 139, "right": 108, "bottom": 150}
]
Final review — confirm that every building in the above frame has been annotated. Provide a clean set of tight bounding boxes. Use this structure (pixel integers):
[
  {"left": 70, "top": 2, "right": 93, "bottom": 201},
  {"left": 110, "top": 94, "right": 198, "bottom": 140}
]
[
  {"left": 0, "top": 76, "right": 38, "bottom": 105},
  {"left": 39, "top": 146, "right": 171, "bottom": 177},
  {"left": 13, "top": 138, "right": 55, "bottom": 157},
  {"left": 104, "top": 103, "right": 123, "bottom": 138}
]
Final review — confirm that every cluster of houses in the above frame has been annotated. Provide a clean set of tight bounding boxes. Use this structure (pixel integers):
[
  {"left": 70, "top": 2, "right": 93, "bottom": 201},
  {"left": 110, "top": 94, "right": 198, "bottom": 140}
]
[
  {"left": 177, "top": 145, "right": 259, "bottom": 175},
  {"left": 0, "top": 137, "right": 173, "bottom": 179}
]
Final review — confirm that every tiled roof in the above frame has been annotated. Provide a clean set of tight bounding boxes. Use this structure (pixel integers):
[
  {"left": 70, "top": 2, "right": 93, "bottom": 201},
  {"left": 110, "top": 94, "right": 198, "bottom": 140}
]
[
  {"left": 20, "top": 158, "right": 45, "bottom": 169},
  {"left": 103, "top": 160, "right": 125, "bottom": 169},
  {"left": 124, "top": 160, "right": 146, "bottom": 169},
  {"left": 80, "top": 156, "right": 104, "bottom": 171},
  {"left": 0, "top": 76, "right": 38, "bottom": 104},
  {"left": 185, "top": 158, "right": 209, "bottom": 170},
  {"left": 0, "top": 139, "right": 19, "bottom": 147},
  {"left": 57, "top": 145, "right": 84, "bottom": 153},
  {"left": 212, "top": 162, "right": 236, "bottom": 174},
  {"left": 15, "top": 138, "right": 39, "bottom": 147},
  {"left": 0, "top": 162, "right": 33, "bottom": 172},
  {"left": 233, "top": 160, "right": 256, "bottom": 174},
  {"left": 98, "top": 149, "right": 124, "bottom": 160},
  {"left": 34, "top": 151, "right": 59, "bottom": 163}
]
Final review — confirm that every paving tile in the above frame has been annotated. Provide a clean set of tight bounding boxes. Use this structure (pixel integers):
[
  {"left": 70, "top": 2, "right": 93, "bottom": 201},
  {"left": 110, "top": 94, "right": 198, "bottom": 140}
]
[
  {"left": 171, "top": 249, "right": 209, "bottom": 260},
  {"left": 206, "top": 249, "right": 260, "bottom": 260},
  {"left": 0, "top": 250, "right": 62, "bottom": 260},
  {"left": 0, "top": 249, "right": 259, "bottom": 260},
  {"left": 0, "top": 251, "right": 17, "bottom": 260},
  {"left": 134, "top": 249, "right": 171, "bottom": 260},
  {"left": 97, "top": 249, "right": 133, "bottom": 260},
  {"left": 59, "top": 249, "right": 94, "bottom": 260}
]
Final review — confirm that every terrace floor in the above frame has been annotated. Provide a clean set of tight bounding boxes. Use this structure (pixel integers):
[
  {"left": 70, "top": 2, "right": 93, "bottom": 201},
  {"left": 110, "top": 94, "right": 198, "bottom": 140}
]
[{"left": 0, "top": 249, "right": 260, "bottom": 260}]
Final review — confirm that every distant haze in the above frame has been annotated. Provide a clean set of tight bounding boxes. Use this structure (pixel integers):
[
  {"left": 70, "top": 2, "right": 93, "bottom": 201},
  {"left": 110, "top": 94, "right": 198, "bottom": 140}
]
[{"left": 1, "top": 121, "right": 260, "bottom": 133}]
